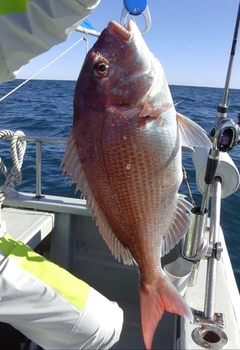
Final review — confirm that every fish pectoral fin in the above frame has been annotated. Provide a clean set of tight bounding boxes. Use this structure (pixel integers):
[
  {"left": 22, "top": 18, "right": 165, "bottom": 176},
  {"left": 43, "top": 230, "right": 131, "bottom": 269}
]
[
  {"left": 161, "top": 195, "right": 192, "bottom": 257},
  {"left": 177, "top": 112, "right": 212, "bottom": 150},
  {"left": 140, "top": 100, "right": 173, "bottom": 118}
]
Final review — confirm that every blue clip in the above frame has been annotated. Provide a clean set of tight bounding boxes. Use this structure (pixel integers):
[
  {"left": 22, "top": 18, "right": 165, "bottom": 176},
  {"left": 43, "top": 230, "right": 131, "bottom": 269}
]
[{"left": 120, "top": 0, "right": 151, "bottom": 35}]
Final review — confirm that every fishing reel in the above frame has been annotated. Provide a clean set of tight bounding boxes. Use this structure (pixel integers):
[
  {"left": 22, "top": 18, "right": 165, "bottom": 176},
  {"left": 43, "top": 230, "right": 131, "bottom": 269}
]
[{"left": 210, "top": 107, "right": 240, "bottom": 152}]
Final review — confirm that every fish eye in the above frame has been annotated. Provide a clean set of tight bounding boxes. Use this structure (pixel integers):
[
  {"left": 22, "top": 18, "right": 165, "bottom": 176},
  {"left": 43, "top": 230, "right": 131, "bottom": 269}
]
[{"left": 93, "top": 59, "right": 109, "bottom": 77}]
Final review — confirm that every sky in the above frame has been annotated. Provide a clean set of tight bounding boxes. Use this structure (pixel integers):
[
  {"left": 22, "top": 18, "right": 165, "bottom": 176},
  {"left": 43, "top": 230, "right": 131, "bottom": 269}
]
[{"left": 16, "top": 0, "right": 240, "bottom": 89}]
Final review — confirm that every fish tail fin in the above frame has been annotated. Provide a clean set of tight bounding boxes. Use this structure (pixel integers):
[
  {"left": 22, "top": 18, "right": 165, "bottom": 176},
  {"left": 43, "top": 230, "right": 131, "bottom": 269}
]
[{"left": 140, "top": 275, "right": 193, "bottom": 350}]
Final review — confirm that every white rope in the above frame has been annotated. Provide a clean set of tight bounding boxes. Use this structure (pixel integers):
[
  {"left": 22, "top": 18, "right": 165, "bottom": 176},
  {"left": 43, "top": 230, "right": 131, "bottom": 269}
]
[
  {"left": 0, "top": 130, "right": 26, "bottom": 204},
  {"left": 0, "top": 36, "right": 86, "bottom": 102}
]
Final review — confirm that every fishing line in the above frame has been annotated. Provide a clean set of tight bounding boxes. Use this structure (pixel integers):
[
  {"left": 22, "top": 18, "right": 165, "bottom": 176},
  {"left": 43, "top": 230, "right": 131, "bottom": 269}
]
[
  {"left": 182, "top": 166, "right": 196, "bottom": 206},
  {"left": 0, "top": 36, "right": 86, "bottom": 102},
  {"left": 174, "top": 100, "right": 184, "bottom": 107}
]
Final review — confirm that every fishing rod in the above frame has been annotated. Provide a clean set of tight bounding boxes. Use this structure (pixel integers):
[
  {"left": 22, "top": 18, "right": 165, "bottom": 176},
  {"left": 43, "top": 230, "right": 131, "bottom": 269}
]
[
  {"left": 197, "top": 1, "right": 240, "bottom": 321},
  {"left": 200, "top": 1, "right": 240, "bottom": 212},
  {"left": 182, "top": 3, "right": 240, "bottom": 326}
]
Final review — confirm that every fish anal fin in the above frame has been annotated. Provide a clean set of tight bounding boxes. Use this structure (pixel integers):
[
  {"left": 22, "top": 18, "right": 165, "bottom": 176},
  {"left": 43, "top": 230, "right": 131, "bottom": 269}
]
[
  {"left": 161, "top": 195, "right": 192, "bottom": 257},
  {"left": 140, "top": 274, "right": 193, "bottom": 350},
  {"left": 177, "top": 112, "right": 211, "bottom": 150}
]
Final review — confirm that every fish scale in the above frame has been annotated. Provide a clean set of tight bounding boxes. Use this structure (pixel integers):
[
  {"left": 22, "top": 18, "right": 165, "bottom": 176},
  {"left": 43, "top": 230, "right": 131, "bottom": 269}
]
[{"left": 102, "top": 122, "right": 169, "bottom": 238}]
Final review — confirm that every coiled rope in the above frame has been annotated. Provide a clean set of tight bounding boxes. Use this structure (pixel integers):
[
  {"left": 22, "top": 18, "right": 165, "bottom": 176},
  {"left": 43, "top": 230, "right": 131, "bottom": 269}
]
[{"left": 0, "top": 130, "right": 26, "bottom": 204}]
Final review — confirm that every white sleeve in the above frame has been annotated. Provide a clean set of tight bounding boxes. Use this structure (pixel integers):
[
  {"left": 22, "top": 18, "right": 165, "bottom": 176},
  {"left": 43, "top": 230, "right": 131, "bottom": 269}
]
[
  {"left": 0, "top": 234, "right": 123, "bottom": 349},
  {"left": 0, "top": 0, "right": 101, "bottom": 84}
]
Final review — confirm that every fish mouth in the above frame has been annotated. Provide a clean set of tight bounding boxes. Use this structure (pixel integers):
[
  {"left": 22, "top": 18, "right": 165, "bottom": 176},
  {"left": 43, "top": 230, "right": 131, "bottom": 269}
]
[{"left": 107, "top": 20, "right": 136, "bottom": 40}]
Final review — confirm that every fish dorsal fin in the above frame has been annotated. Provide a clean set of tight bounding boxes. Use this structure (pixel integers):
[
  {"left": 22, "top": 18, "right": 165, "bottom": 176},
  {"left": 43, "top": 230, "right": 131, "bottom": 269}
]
[
  {"left": 61, "top": 132, "right": 134, "bottom": 266},
  {"left": 161, "top": 195, "right": 192, "bottom": 257},
  {"left": 177, "top": 112, "right": 212, "bottom": 150},
  {"left": 61, "top": 131, "right": 87, "bottom": 195},
  {"left": 87, "top": 188, "right": 135, "bottom": 266}
]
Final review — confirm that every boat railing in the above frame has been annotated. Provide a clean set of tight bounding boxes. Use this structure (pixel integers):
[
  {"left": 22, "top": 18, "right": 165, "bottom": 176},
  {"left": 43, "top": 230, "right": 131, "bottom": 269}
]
[
  {"left": 1, "top": 134, "right": 66, "bottom": 199},
  {"left": 0, "top": 134, "right": 192, "bottom": 199}
]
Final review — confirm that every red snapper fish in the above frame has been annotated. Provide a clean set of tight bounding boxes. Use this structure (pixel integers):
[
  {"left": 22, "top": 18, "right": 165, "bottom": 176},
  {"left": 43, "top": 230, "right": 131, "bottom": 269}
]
[{"left": 62, "top": 20, "right": 211, "bottom": 350}]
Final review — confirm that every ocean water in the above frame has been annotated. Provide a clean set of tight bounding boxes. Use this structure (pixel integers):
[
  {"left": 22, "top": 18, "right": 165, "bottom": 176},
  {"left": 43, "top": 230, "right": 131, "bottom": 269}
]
[{"left": 0, "top": 79, "right": 240, "bottom": 289}]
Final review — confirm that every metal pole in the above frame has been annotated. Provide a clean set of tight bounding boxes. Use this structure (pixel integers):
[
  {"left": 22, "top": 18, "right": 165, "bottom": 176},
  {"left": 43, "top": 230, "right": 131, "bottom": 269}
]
[
  {"left": 204, "top": 177, "right": 222, "bottom": 319},
  {"left": 36, "top": 141, "right": 42, "bottom": 199},
  {"left": 2, "top": 135, "right": 66, "bottom": 144},
  {"left": 75, "top": 26, "right": 100, "bottom": 37}
]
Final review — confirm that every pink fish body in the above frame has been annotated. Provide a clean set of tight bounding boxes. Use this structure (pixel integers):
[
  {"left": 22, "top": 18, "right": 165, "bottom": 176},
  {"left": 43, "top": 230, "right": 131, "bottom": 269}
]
[{"left": 62, "top": 20, "right": 211, "bottom": 350}]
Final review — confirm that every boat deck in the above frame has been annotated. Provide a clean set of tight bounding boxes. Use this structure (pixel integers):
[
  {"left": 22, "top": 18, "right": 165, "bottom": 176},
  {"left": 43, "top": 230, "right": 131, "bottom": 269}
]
[{"left": 2, "top": 191, "right": 240, "bottom": 349}]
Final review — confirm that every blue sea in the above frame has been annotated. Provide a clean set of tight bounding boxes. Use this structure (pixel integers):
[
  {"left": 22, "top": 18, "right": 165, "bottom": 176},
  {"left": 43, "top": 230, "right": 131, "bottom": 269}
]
[{"left": 0, "top": 79, "right": 240, "bottom": 290}]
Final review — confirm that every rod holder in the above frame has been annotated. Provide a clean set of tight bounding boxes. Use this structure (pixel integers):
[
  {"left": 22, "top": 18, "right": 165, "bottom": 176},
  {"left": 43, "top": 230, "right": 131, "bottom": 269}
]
[
  {"left": 204, "top": 177, "right": 222, "bottom": 320},
  {"left": 164, "top": 257, "right": 193, "bottom": 296},
  {"left": 183, "top": 206, "right": 208, "bottom": 261}
]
